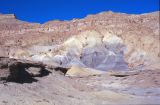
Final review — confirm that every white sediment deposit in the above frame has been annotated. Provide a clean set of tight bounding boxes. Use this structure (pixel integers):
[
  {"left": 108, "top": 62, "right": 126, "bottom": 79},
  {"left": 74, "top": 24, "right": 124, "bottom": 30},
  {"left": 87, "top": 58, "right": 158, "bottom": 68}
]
[{"left": 9, "top": 30, "right": 156, "bottom": 72}]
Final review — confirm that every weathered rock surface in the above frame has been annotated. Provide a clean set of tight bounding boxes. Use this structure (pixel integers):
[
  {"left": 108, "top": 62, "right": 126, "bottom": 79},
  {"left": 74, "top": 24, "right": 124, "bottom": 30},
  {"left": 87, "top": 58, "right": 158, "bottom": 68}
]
[
  {"left": 1, "top": 11, "right": 159, "bottom": 71},
  {"left": 0, "top": 11, "right": 160, "bottom": 105},
  {"left": 0, "top": 57, "right": 50, "bottom": 83},
  {"left": 66, "top": 65, "right": 105, "bottom": 77}
]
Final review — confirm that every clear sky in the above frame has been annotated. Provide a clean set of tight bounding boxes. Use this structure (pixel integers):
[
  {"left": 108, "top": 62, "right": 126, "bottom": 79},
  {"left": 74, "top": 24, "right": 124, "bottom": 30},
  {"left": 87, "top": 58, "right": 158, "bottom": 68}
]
[{"left": 0, "top": 0, "right": 159, "bottom": 23}]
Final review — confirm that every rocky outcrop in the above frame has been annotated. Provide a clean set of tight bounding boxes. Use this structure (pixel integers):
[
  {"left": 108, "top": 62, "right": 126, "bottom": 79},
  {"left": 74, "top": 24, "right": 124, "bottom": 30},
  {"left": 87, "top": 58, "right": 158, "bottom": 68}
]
[
  {"left": 0, "top": 57, "right": 50, "bottom": 83},
  {"left": 0, "top": 11, "right": 159, "bottom": 71},
  {"left": 66, "top": 65, "right": 105, "bottom": 77},
  {"left": 7, "top": 29, "right": 159, "bottom": 71}
]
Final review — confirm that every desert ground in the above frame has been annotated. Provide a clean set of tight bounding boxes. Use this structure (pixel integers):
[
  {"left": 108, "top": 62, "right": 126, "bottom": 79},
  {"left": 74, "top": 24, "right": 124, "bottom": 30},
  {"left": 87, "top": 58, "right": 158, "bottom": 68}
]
[{"left": 0, "top": 11, "right": 160, "bottom": 105}]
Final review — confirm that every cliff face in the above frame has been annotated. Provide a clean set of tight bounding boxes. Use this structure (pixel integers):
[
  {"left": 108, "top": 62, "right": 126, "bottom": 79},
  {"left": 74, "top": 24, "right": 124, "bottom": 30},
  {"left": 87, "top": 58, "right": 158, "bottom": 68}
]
[
  {"left": 0, "top": 12, "right": 159, "bottom": 46},
  {"left": 0, "top": 11, "right": 159, "bottom": 70}
]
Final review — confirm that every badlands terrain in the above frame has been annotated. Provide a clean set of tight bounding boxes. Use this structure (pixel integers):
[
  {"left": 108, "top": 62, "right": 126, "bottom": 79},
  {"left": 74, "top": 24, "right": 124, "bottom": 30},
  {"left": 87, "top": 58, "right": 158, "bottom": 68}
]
[{"left": 0, "top": 11, "right": 160, "bottom": 105}]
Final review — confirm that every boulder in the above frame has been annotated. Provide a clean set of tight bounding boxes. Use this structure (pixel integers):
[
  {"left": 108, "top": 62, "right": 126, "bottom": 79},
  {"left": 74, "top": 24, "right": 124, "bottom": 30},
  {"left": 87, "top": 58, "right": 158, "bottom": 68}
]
[{"left": 65, "top": 65, "right": 105, "bottom": 77}]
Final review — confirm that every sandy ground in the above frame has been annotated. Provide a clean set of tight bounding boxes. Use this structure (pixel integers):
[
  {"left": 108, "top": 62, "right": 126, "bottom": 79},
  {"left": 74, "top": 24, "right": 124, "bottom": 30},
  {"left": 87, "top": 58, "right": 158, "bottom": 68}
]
[{"left": 0, "top": 68, "right": 160, "bottom": 105}]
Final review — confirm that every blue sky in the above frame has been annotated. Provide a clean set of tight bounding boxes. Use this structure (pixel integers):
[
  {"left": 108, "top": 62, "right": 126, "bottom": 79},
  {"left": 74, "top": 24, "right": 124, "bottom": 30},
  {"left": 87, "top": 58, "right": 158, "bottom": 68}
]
[{"left": 0, "top": 0, "right": 159, "bottom": 23}]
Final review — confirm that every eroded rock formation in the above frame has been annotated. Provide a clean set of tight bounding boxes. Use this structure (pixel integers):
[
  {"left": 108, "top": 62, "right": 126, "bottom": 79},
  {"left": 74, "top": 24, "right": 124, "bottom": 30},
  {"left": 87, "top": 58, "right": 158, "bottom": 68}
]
[
  {"left": 0, "top": 11, "right": 160, "bottom": 105},
  {"left": 1, "top": 11, "right": 159, "bottom": 71},
  {"left": 0, "top": 57, "right": 50, "bottom": 83}
]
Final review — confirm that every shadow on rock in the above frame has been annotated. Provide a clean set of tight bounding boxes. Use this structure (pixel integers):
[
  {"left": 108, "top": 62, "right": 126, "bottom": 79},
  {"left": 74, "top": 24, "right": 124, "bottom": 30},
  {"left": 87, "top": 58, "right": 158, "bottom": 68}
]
[
  {"left": 54, "top": 67, "right": 68, "bottom": 75},
  {"left": 0, "top": 57, "right": 51, "bottom": 84}
]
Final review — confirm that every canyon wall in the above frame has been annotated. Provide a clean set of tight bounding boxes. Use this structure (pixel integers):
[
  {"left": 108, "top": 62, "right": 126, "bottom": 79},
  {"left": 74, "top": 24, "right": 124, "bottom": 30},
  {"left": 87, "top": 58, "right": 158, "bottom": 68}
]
[{"left": 0, "top": 11, "right": 159, "bottom": 70}]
